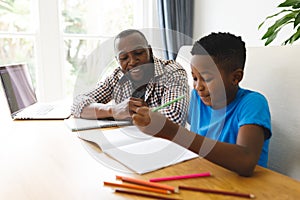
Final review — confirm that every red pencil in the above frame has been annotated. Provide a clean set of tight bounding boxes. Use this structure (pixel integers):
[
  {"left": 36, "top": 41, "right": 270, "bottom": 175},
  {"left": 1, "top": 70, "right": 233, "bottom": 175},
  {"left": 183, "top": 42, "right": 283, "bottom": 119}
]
[
  {"left": 179, "top": 185, "right": 255, "bottom": 198},
  {"left": 149, "top": 172, "right": 212, "bottom": 182}
]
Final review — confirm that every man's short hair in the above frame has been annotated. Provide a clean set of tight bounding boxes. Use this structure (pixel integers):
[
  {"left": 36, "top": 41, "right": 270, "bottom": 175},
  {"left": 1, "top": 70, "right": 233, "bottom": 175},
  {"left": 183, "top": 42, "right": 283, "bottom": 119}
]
[
  {"left": 114, "top": 29, "right": 148, "bottom": 49},
  {"left": 191, "top": 32, "right": 246, "bottom": 72}
]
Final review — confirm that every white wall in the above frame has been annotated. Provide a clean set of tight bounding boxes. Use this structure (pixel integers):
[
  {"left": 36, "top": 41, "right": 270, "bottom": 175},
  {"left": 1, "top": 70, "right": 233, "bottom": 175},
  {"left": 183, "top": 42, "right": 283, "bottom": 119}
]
[{"left": 193, "top": 0, "right": 299, "bottom": 47}]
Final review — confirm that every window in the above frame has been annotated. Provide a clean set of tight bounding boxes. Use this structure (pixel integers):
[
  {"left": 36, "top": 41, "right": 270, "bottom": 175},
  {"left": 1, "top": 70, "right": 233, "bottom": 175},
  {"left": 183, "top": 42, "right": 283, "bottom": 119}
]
[
  {"left": 0, "top": 0, "right": 37, "bottom": 87},
  {"left": 61, "top": 0, "right": 143, "bottom": 96},
  {"left": 0, "top": 0, "right": 151, "bottom": 101}
]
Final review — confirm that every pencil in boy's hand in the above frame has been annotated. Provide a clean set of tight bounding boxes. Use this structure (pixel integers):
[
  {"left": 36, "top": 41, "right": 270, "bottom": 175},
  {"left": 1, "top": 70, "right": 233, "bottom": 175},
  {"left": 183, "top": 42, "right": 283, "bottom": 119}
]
[
  {"left": 152, "top": 95, "right": 185, "bottom": 112},
  {"left": 179, "top": 185, "right": 255, "bottom": 198},
  {"left": 114, "top": 189, "right": 183, "bottom": 200}
]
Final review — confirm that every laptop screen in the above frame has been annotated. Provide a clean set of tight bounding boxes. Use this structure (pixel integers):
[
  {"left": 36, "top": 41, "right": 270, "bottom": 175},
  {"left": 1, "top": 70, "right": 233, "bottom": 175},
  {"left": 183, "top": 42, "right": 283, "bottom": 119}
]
[{"left": 0, "top": 64, "right": 37, "bottom": 115}]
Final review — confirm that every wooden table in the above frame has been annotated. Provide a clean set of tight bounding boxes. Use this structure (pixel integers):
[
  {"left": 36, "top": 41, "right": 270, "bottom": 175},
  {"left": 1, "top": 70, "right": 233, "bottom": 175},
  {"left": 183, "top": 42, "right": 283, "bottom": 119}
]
[{"left": 1, "top": 110, "right": 300, "bottom": 200}]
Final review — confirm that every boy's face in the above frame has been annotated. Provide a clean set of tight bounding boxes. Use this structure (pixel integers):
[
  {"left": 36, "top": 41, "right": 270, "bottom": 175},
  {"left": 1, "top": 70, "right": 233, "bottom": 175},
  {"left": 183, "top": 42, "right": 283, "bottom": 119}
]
[{"left": 191, "top": 55, "right": 235, "bottom": 109}]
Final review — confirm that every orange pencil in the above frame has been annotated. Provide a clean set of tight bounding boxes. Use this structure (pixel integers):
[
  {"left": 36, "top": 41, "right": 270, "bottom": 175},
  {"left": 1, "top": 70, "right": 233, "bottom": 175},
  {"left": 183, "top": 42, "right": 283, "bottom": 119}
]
[
  {"left": 116, "top": 175, "right": 178, "bottom": 193},
  {"left": 115, "top": 189, "right": 183, "bottom": 200},
  {"left": 104, "top": 181, "right": 171, "bottom": 194}
]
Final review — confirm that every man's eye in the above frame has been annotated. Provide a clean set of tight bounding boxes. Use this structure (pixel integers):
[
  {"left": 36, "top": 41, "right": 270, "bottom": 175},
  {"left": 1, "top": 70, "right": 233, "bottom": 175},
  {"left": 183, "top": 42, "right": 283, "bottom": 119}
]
[
  {"left": 134, "top": 50, "right": 145, "bottom": 55},
  {"left": 119, "top": 56, "right": 128, "bottom": 61}
]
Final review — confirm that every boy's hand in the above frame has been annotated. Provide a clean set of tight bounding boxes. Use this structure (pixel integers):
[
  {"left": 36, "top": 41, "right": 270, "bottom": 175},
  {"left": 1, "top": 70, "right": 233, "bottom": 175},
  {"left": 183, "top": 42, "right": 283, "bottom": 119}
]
[
  {"left": 132, "top": 107, "right": 167, "bottom": 137},
  {"left": 131, "top": 107, "right": 151, "bottom": 127}
]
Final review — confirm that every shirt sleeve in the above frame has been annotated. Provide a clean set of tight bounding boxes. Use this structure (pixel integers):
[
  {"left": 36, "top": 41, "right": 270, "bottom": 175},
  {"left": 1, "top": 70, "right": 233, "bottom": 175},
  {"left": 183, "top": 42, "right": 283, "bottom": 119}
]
[
  {"left": 237, "top": 92, "right": 272, "bottom": 139},
  {"left": 70, "top": 68, "right": 121, "bottom": 117},
  {"left": 158, "top": 62, "right": 190, "bottom": 126}
]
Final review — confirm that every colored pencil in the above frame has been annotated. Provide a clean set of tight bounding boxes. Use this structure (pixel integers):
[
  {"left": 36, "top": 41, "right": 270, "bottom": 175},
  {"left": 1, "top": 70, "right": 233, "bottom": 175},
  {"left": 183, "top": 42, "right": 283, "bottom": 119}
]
[
  {"left": 179, "top": 185, "right": 255, "bottom": 199},
  {"left": 115, "top": 189, "right": 183, "bottom": 200},
  {"left": 103, "top": 181, "right": 171, "bottom": 194},
  {"left": 116, "top": 175, "right": 178, "bottom": 193},
  {"left": 152, "top": 95, "right": 185, "bottom": 112},
  {"left": 149, "top": 172, "right": 212, "bottom": 182}
]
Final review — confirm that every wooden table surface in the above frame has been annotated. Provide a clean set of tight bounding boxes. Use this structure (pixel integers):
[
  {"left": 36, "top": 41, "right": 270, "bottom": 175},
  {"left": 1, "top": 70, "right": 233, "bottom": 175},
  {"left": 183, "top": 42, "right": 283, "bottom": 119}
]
[{"left": 1, "top": 111, "right": 300, "bottom": 200}]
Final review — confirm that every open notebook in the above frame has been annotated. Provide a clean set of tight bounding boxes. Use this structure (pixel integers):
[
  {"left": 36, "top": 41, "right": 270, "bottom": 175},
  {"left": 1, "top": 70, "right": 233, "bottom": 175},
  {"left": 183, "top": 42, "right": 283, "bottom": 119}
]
[
  {"left": 77, "top": 126, "right": 198, "bottom": 174},
  {"left": 64, "top": 117, "right": 132, "bottom": 131}
]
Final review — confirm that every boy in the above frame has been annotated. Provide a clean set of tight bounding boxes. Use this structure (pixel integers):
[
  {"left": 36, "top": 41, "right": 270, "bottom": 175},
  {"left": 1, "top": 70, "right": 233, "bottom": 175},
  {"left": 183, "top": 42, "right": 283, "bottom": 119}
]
[{"left": 132, "top": 32, "right": 272, "bottom": 177}]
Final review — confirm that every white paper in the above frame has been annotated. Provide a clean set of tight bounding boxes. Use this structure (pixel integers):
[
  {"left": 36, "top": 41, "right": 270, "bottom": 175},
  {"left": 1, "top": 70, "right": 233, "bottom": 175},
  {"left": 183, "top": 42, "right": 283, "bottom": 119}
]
[
  {"left": 77, "top": 126, "right": 198, "bottom": 174},
  {"left": 64, "top": 118, "right": 132, "bottom": 131}
]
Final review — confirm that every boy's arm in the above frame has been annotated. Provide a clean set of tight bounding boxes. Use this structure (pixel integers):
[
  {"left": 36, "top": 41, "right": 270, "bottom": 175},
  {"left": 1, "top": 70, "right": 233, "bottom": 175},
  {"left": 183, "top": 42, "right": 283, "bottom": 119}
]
[{"left": 132, "top": 108, "right": 265, "bottom": 177}]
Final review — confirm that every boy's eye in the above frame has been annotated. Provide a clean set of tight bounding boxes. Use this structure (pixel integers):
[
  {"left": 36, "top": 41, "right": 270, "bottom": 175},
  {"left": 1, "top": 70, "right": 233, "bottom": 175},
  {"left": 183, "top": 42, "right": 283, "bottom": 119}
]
[
  {"left": 193, "top": 77, "right": 197, "bottom": 81},
  {"left": 203, "top": 77, "right": 213, "bottom": 82}
]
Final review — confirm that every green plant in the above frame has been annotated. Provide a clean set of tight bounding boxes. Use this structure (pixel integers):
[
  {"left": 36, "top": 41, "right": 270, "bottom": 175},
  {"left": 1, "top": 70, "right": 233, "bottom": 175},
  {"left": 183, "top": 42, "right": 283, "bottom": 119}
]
[{"left": 259, "top": 0, "right": 300, "bottom": 45}]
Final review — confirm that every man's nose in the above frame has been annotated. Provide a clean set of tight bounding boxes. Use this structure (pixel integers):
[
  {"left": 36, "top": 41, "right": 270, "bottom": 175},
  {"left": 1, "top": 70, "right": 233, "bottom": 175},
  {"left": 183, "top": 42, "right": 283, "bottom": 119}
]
[{"left": 128, "top": 54, "right": 139, "bottom": 66}]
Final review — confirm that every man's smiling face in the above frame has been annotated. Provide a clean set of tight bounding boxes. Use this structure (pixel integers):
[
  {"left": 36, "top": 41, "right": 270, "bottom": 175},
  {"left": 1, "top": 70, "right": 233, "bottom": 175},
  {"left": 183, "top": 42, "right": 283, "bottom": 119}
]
[{"left": 115, "top": 32, "right": 152, "bottom": 82}]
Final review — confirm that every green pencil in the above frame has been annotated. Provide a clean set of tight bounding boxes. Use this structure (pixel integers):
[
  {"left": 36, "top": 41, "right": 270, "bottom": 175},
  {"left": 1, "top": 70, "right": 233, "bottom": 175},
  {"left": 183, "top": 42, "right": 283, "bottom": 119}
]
[{"left": 152, "top": 95, "right": 185, "bottom": 112}]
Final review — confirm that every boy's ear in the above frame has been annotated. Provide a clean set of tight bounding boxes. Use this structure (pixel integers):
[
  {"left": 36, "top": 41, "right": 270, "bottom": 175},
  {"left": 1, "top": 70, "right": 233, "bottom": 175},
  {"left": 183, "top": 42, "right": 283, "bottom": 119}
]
[{"left": 232, "top": 69, "right": 244, "bottom": 86}]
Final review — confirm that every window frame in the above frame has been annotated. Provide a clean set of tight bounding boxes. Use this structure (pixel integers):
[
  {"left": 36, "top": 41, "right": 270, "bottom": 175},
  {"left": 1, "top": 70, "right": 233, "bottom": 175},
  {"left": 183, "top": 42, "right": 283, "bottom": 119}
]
[{"left": 1, "top": 0, "right": 155, "bottom": 102}]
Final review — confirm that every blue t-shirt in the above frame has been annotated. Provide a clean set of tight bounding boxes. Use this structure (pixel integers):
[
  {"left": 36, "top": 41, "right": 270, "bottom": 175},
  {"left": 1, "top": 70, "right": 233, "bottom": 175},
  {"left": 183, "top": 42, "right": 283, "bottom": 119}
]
[{"left": 188, "top": 87, "right": 272, "bottom": 167}]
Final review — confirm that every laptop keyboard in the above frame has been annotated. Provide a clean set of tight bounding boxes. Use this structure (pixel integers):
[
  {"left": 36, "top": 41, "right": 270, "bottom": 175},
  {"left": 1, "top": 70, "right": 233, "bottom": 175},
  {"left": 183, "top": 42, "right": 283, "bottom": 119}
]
[
  {"left": 35, "top": 105, "right": 54, "bottom": 115},
  {"left": 16, "top": 104, "right": 54, "bottom": 118}
]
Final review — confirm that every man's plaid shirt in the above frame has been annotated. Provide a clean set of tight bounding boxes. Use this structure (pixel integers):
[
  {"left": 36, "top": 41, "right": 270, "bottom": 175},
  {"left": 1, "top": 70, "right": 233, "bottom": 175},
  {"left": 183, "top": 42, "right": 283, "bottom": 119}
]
[{"left": 71, "top": 56, "right": 190, "bottom": 125}]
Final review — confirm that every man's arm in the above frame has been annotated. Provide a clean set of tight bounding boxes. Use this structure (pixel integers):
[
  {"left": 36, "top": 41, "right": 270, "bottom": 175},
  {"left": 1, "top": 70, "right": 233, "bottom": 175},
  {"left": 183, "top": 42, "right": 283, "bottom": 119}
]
[
  {"left": 71, "top": 68, "right": 119, "bottom": 118},
  {"left": 158, "top": 62, "right": 190, "bottom": 126},
  {"left": 77, "top": 97, "right": 147, "bottom": 120},
  {"left": 80, "top": 103, "right": 112, "bottom": 119}
]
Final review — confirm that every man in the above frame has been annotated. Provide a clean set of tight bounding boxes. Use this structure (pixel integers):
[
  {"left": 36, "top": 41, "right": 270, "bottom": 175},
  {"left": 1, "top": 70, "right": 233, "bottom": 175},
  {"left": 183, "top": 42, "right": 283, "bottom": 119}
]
[{"left": 71, "top": 29, "right": 189, "bottom": 125}]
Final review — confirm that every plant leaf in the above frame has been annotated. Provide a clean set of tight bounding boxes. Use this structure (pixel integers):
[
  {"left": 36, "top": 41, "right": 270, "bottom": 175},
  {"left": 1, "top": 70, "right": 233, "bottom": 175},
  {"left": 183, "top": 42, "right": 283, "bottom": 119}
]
[
  {"left": 279, "top": 0, "right": 300, "bottom": 7},
  {"left": 261, "top": 12, "right": 296, "bottom": 39},
  {"left": 0, "top": 0, "right": 13, "bottom": 12},
  {"left": 294, "top": 12, "right": 300, "bottom": 27},
  {"left": 258, "top": 9, "right": 293, "bottom": 29},
  {"left": 292, "top": 2, "right": 300, "bottom": 8},
  {"left": 281, "top": 26, "right": 300, "bottom": 44},
  {"left": 265, "top": 29, "right": 280, "bottom": 45},
  {"left": 291, "top": 26, "right": 300, "bottom": 42}
]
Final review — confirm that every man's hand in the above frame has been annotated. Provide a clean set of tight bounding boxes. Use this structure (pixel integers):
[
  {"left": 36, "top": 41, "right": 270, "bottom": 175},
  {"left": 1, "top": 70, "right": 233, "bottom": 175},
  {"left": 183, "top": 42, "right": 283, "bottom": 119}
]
[{"left": 111, "top": 97, "right": 147, "bottom": 120}]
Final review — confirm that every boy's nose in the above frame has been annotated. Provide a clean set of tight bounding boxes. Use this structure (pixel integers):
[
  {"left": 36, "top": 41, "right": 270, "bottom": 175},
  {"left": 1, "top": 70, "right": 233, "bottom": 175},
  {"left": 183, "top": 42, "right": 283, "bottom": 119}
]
[{"left": 195, "top": 81, "right": 205, "bottom": 91}]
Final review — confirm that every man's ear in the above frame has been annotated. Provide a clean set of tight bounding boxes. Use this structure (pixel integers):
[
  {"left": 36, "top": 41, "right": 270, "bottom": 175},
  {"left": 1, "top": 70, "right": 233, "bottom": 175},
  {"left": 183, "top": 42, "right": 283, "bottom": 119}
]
[
  {"left": 148, "top": 45, "right": 153, "bottom": 58},
  {"left": 232, "top": 69, "right": 244, "bottom": 86}
]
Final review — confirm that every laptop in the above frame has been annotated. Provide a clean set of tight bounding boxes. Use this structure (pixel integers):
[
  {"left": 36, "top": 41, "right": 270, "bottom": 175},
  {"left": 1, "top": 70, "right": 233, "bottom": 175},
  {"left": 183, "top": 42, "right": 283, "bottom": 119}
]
[{"left": 0, "top": 63, "right": 71, "bottom": 119}]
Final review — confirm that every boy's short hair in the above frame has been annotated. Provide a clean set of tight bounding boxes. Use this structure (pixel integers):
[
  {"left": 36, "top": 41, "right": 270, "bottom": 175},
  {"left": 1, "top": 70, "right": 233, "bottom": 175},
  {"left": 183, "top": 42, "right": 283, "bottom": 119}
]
[{"left": 191, "top": 32, "right": 246, "bottom": 72}]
